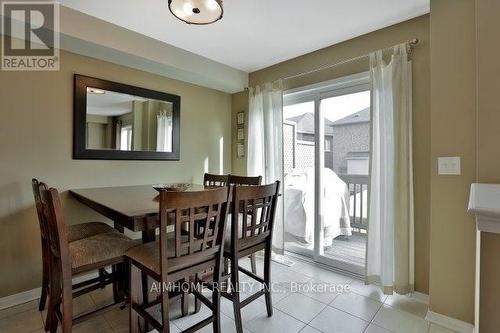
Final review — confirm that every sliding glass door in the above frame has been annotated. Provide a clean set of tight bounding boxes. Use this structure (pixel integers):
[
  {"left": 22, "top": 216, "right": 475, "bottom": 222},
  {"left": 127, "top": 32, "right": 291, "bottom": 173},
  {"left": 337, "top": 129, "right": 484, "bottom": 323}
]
[
  {"left": 283, "top": 100, "right": 316, "bottom": 257},
  {"left": 282, "top": 73, "right": 371, "bottom": 276}
]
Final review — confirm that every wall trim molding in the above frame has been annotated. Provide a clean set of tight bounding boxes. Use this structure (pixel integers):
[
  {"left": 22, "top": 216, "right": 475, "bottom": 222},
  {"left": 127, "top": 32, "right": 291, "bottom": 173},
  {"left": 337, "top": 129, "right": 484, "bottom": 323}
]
[
  {"left": 0, "top": 272, "right": 98, "bottom": 311},
  {"left": 425, "top": 310, "right": 475, "bottom": 333},
  {"left": 411, "top": 291, "right": 430, "bottom": 304},
  {"left": 0, "top": 287, "right": 41, "bottom": 311}
]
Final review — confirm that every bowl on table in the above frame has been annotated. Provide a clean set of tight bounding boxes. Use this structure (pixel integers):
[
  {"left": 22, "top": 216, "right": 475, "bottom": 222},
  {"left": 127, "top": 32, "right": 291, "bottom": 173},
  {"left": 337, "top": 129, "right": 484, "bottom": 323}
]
[{"left": 152, "top": 183, "right": 191, "bottom": 192}]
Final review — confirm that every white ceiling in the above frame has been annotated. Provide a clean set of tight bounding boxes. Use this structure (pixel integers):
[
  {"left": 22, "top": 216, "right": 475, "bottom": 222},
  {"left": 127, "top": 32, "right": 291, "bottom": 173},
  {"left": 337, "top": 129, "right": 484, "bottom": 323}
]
[{"left": 61, "top": 0, "right": 429, "bottom": 73}]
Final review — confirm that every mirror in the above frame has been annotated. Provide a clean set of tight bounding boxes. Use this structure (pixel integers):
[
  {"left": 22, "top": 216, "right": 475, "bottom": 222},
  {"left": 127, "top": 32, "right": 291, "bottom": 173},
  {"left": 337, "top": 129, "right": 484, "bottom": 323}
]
[
  {"left": 74, "top": 75, "right": 180, "bottom": 160},
  {"left": 86, "top": 89, "right": 174, "bottom": 152}
]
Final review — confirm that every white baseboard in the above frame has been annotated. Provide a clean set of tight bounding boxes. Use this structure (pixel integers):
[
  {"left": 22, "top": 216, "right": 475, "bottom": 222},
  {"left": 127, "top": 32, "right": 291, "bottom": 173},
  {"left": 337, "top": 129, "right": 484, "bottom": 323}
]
[
  {"left": 0, "top": 272, "right": 99, "bottom": 311},
  {"left": 425, "top": 310, "right": 475, "bottom": 333},
  {"left": 411, "top": 291, "right": 430, "bottom": 304},
  {"left": 0, "top": 287, "right": 42, "bottom": 311}
]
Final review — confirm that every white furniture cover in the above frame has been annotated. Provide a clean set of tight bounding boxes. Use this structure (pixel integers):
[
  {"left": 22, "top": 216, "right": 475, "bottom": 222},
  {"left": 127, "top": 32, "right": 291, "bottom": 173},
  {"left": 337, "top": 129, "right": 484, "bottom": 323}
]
[{"left": 284, "top": 168, "right": 351, "bottom": 247}]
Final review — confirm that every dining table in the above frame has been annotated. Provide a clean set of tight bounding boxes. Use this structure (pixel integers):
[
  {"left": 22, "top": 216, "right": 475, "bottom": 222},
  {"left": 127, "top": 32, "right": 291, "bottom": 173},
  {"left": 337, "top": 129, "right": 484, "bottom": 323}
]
[
  {"left": 69, "top": 183, "right": 217, "bottom": 243},
  {"left": 69, "top": 183, "right": 222, "bottom": 309}
]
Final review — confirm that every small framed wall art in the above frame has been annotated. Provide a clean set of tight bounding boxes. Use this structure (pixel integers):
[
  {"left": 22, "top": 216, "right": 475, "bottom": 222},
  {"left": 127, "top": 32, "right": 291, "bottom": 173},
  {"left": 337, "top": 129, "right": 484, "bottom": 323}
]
[
  {"left": 237, "top": 111, "right": 245, "bottom": 125},
  {"left": 237, "top": 128, "right": 244, "bottom": 141},
  {"left": 236, "top": 111, "right": 245, "bottom": 158}
]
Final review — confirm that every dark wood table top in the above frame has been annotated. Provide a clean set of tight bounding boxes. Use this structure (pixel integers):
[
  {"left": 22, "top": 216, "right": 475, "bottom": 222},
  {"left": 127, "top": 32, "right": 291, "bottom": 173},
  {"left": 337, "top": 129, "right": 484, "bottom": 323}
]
[{"left": 69, "top": 184, "right": 216, "bottom": 233}]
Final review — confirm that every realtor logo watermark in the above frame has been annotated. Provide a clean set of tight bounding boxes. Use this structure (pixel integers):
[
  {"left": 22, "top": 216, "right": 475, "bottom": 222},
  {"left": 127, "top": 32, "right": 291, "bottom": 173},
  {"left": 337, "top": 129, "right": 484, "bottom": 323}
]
[{"left": 1, "top": 1, "right": 59, "bottom": 71}]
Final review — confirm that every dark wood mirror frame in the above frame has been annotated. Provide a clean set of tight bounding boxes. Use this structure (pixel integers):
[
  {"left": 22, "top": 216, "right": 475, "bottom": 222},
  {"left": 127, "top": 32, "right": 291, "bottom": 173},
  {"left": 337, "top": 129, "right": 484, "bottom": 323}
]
[{"left": 73, "top": 74, "right": 181, "bottom": 160}]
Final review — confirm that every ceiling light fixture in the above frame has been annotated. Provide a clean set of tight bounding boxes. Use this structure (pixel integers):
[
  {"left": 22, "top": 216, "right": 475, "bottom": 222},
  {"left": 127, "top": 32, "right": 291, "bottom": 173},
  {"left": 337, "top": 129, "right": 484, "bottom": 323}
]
[{"left": 168, "top": 0, "right": 223, "bottom": 25}]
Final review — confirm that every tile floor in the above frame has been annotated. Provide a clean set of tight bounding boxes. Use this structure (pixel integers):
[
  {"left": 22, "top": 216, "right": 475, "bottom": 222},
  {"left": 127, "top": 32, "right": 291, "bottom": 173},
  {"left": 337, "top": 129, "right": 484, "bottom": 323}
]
[{"left": 0, "top": 257, "right": 459, "bottom": 333}]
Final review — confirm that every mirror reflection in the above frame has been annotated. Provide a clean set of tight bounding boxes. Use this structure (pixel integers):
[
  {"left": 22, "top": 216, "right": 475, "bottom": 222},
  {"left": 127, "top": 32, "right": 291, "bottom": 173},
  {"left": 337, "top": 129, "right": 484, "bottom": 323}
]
[{"left": 85, "top": 87, "right": 173, "bottom": 152}]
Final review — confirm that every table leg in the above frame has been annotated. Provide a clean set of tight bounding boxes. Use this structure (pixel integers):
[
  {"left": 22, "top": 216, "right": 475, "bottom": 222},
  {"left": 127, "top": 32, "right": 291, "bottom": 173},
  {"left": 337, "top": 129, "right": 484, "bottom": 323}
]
[
  {"left": 141, "top": 229, "right": 156, "bottom": 305},
  {"left": 111, "top": 221, "right": 127, "bottom": 302},
  {"left": 141, "top": 229, "right": 156, "bottom": 332}
]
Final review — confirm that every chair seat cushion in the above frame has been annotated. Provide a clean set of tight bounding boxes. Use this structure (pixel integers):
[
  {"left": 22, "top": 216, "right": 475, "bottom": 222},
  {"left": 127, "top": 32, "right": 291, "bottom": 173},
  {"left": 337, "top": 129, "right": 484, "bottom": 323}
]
[
  {"left": 70, "top": 232, "right": 139, "bottom": 270},
  {"left": 126, "top": 235, "right": 188, "bottom": 275},
  {"left": 67, "top": 222, "right": 115, "bottom": 242}
]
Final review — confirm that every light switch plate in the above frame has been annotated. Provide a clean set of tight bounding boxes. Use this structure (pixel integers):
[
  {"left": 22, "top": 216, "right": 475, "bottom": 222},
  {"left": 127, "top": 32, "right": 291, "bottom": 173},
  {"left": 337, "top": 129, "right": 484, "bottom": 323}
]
[{"left": 438, "top": 157, "right": 461, "bottom": 175}]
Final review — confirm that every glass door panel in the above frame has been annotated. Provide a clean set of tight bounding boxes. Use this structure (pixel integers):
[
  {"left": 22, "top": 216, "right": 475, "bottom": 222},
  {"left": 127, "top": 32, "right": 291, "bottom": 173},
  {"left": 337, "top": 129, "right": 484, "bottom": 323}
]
[
  {"left": 318, "top": 90, "right": 370, "bottom": 274},
  {"left": 283, "top": 100, "right": 316, "bottom": 257}
]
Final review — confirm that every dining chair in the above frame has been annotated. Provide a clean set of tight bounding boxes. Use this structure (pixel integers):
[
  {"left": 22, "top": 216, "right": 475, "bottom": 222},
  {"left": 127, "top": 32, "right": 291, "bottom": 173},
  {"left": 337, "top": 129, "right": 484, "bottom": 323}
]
[
  {"left": 39, "top": 184, "right": 138, "bottom": 333},
  {"left": 227, "top": 175, "right": 262, "bottom": 186},
  {"left": 222, "top": 181, "right": 280, "bottom": 333},
  {"left": 31, "top": 178, "right": 116, "bottom": 312},
  {"left": 203, "top": 173, "right": 229, "bottom": 187},
  {"left": 227, "top": 174, "right": 262, "bottom": 274},
  {"left": 127, "top": 186, "right": 230, "bottom": 333}
]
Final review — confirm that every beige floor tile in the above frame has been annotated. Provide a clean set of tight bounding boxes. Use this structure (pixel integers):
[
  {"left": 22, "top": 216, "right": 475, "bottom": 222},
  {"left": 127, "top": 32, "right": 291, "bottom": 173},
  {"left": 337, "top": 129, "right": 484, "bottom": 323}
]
[
  {"left": 197, "top": 312, "right": 252, "bottom": 333},
  {"left": 0, "top": 308, "right": 44, "bottom": 333},
  {"left": 299, "top": 325, "right": 323, "bottom": 333},
  {"left": 349, "top": 279, "right": 388, "bottom": 302},
  {"left": 272, "top": 265, "right": 311, "bottom": 284},
  {"left": 220, "top": 295, "right": 266, "bottom": 322},
  {"left": 73, "top": 294, "right": 98, "bottom": 316},
  {"left": 330, "top": 292, "right": 382, "bottom": 321},
  {"left": 295, "top": 279, "right": 342, "bottom": 304},
  {"left": 309, "top": 306, "right": 368, "bottom": 333},
  {"left": 72, "top": 315, "right": 113, "bottom": 333},
  {"left": 274, "top": 293, "right": 327, "bottom": 323},
  {"left": 89, "top": 285, "right": 115, "bottom": 308},
  {"left": 284, "top": 258, "right": 350, "bottom": 282},
  {"left": 239, "top": 256, "right": 265, "bottom": 275},
  {"left": 429, "top": 323, "right": 460, "bottom": 333},
  {"left": 282, "top": 259, "right": 318, "bottom": 278},
  {"left": 150, "top": 325, "right": 181, "bottom": 333},
  {"left": 103, "top": 306, "right": 129, "bottom": 331},
  {"left": 384, "top": 294, "right": 428, "bottom": 318},
  {"left": 243, "top": 308, "right": 306, "bottom": 333},
  {"left": 238, "top": 261, "right": 290, "bottom": 302},
  {"left": 373, "top": 304, "right": 429, "bottom": 333},
  {"left": 364, "top": 323, "right": 393, "bottom": 333},
  {"left": 40, "top": 294, "right": 98, "bottom": 327},
  {"left": 172, "top": 303, "right": 212, "bottom": 331}
]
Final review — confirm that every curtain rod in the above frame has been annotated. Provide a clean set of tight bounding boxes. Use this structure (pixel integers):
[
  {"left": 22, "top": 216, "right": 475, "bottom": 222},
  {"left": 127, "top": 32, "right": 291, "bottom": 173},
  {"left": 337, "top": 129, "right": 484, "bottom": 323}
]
[{"left": 245, "top": 38, "right": 418, "bottom": 89}]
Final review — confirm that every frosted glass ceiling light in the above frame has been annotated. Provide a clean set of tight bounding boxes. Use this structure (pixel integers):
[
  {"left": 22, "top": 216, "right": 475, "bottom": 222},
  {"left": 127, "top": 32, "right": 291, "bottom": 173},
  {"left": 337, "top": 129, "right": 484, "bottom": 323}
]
[{"left": 168, "top": 0, "right": 223, "bottom": 25}]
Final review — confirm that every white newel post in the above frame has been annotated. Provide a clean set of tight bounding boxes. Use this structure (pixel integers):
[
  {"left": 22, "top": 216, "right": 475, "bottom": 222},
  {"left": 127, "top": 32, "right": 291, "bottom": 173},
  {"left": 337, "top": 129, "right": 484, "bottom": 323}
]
[{"left": 468, "top": 183, "right": 500, "bottom": 333}]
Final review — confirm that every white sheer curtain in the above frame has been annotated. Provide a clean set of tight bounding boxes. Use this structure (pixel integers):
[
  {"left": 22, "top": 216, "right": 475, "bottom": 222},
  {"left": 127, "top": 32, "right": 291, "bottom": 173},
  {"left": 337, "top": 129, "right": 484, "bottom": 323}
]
[
  {"left": 247, "top": 81, "right": 285, "bottom": 253},
  {"left": 367, "top": 43, "right": 414, "bottom": 295},
  {"left": 156, "top": 110, "right": 173, "bottom": 152},
  {"left": 115, "top": 120, "right": 122, "bottom": 150}
]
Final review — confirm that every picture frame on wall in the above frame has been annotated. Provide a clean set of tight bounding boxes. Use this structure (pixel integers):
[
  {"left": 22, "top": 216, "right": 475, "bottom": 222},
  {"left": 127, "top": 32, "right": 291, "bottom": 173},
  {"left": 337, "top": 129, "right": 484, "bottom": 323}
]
[
  {"left": 237, "top": 128, "right": 244, "bottom": 141},
  {"left": 237, "top": 111, "right": 245, "bottom": 125},
  {"left": 237, "top": 143, "right": 245, "bottom": 158}
]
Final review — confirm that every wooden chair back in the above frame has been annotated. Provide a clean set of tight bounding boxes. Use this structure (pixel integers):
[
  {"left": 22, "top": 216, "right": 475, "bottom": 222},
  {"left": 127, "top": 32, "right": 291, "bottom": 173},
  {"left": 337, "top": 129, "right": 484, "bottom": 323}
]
[
  {"left": 39, "top": 186, "right": 72, "bottom": 286},
  {"left": 203, "top": 173, "right": 229, "bottom": 187},
  {"left": 32, "top": 179, "right": 49, "bottom": 242},
  {"left": 158, "top": 187, "right": 231, "bottom": 281},
  {"left": 228, "top": 175, "right": 262, "bottom": 186},
  {"left": 231, "top": 181, "right": 280, "bottom": 253}
]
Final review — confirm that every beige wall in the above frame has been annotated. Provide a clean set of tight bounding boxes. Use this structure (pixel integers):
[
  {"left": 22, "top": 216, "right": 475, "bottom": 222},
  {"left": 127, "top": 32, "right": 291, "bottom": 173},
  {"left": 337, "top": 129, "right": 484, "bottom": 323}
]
[
  {"left": 428, "top": 0, "right": 476, "bottom": 323},
  {"left": 232, "top": 15, "right": 431, "bottom": 294},
  {"left": 0, "top": 49, "right": 232, "bottom": 297},
  {"left": 476, "top": 0, "right": 500, "bottom": 331}
]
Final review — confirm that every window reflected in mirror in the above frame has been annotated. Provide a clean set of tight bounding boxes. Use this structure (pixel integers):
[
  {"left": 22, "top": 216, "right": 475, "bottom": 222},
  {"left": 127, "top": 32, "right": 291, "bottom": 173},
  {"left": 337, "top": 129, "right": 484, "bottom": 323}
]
[{"left": 85, "top": 88, "right": 174, "bottom": 152}]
